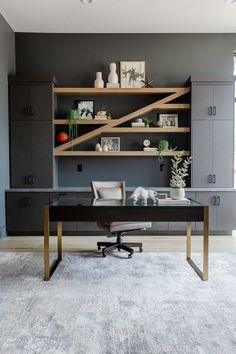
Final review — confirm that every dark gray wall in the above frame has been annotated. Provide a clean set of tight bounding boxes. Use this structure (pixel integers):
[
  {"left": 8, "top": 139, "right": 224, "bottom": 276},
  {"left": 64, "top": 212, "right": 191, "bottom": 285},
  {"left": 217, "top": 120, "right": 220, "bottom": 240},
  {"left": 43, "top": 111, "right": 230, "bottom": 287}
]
[
  {"left": 0, "top": 15, "right": 15, "bottom": 236},
  {"left": 15, "top": 33, "right": 236, "bottom": 187}
]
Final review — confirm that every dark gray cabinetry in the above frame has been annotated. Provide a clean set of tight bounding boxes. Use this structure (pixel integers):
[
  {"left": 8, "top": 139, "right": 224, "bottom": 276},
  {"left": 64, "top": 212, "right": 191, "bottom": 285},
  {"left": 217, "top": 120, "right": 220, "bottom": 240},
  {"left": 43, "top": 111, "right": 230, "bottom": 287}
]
[
  {"left": 6, "top": 192, "right": 49, "bottom": 234},
  {"left": 195, "top": 192, "right": 236, "bottom": 232},
  {"left": 191, "top": 77, "right": 234, "bottom": 188},
  {"left": 9, "top": 76, "right": 55, "bottom": 188}
]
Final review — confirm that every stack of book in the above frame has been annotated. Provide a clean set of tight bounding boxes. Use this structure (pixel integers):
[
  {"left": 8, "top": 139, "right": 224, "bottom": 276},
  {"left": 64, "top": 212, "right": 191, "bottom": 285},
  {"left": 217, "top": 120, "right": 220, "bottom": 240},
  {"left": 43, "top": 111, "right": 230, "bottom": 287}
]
[
  {"left": 143, "top": 147, "right": 157, "bottom": 152},
  {"left": 156, "top": 197, "right": 190, "bottom": 205},
  {"left": 106, "top": 83, "right": 120, "bottom": 88},
  {"left": 131, "top": 122, "right": 145, "bottom": 127},
  {"left": 94, "top": 115, "right": 108, "bottom": 120}
]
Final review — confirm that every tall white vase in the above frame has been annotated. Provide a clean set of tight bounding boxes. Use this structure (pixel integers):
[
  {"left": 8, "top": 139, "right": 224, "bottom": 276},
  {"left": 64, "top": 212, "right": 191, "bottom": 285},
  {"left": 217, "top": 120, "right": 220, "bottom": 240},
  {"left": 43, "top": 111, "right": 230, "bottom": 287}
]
[
  {"left": 94, "top": 72, "right": 104, "bottom": 88},
  {"left": 108, "top": 63, "right": 118, "bottom": 84}
]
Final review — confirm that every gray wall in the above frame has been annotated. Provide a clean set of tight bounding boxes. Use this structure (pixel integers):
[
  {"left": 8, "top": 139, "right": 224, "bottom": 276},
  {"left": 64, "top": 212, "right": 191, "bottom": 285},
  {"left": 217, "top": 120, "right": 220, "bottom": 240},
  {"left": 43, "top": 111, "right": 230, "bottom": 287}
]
[
  {"left": 15, "top": 33, "right": 236, "bottom": 187},
  {"left": 0, "top": 14, "right": 15, "bottom": 237}
]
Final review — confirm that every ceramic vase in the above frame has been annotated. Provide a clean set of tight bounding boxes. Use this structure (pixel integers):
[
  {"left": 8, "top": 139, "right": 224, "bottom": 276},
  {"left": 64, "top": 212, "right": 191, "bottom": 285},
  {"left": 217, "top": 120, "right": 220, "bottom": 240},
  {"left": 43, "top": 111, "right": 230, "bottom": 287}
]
[
  {"left": 170, "top": 188, "right": 185, "bottom": 200},
  {"left": 102, "top": 144, "right": 108, "bottom": 152},
  {"left": 108, "top": 63, "right": 118, "bottom": 84},
  {"left": 94, "top": 72, "right": 104, "bottom": 88}
]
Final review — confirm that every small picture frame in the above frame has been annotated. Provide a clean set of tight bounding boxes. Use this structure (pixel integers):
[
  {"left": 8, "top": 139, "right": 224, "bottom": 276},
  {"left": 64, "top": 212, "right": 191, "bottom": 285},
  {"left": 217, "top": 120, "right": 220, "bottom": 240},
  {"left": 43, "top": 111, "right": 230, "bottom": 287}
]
[
  {"left": 101, "top": 137, "right": 120, "bottom": 151},
  {"left": 159, "top": 114, "right": 178, "bottom": 128},
  {"left": 120, "top": 61, "right": 145, "bottom": 88},
  {"left": 78, "top": 100, "right": 94, "bottom": 119}
]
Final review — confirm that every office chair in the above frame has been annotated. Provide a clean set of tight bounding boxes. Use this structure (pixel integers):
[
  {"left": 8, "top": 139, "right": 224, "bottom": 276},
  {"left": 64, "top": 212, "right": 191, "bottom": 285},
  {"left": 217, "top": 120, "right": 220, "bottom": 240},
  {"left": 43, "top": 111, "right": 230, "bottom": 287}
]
[{"left": 91, "top": 181, "right": 152, "bottom": 258}]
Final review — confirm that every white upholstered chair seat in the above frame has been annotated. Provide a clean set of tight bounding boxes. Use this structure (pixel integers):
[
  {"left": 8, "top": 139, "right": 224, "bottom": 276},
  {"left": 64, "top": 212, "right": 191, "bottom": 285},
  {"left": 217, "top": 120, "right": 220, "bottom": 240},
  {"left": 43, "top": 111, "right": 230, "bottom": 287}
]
[{"left": 109, "top": 221, "right": 152, "bottom": 233}]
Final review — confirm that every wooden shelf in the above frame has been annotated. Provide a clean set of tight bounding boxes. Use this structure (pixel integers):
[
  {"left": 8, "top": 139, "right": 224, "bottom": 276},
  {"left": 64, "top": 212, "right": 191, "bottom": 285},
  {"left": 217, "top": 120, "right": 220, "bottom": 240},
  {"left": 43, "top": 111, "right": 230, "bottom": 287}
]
[
  {"left": 53, "top": 119, "right": 110, "bottom": 125},
  {"left": 105, "top": 127, "right": 190, "bottom": 133},
  {"left": 54, "top": 150, "right": 190, "bottom": 157},
  {"left": 53, "top": 87, "right": 190, "bottom": 96}
]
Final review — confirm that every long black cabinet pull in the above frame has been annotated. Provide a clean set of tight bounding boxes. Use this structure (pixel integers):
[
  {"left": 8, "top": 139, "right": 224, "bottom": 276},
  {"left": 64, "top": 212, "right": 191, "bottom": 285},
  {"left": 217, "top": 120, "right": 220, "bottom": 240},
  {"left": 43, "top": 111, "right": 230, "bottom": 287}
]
[
  {"left": 208, "top": 175, "right": 212, "bottom": 183},
  {"left": 212, "top": 196, "right": 217, "bottom": 205},
  {"left": 209, "top": 106, "right": 213, "bottom": 116},
  {"left": 212, "top": 174, "right": 216, "bottom": 183},
  {"left": 217, "top": 196, "right": 221, "bottom": 206},
  {"left": 24, "top": 106, "right": 34, "bottom": 116},
  {"left": 213, "top": 106, "right": 216, "bottom": 116}
]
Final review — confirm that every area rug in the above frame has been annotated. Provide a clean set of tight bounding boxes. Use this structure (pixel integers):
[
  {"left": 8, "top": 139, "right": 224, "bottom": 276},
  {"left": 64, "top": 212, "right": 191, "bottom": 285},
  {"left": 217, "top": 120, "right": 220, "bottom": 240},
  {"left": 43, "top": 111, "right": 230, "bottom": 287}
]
[{"left": 0, "top": 252, "right": 236, "bottom": 354}]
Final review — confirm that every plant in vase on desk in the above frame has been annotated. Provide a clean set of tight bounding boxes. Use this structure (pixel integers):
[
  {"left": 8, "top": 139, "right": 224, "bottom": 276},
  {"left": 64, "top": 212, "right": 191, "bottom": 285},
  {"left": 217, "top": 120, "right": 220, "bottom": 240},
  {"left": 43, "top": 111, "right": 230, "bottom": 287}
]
[{"left": 170, "top": 154, "right": 192, "bottom": 200}]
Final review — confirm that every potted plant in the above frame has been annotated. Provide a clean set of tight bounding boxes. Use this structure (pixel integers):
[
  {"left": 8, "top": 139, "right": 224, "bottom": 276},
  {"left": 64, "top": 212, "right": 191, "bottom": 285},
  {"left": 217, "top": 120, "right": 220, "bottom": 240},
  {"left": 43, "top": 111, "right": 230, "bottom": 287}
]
[
  {"left": 142, "top": 117, "right": 152, "bottom": 127},
  {"left": 170, "top": 153, "right": 192, "bottom": 200}
]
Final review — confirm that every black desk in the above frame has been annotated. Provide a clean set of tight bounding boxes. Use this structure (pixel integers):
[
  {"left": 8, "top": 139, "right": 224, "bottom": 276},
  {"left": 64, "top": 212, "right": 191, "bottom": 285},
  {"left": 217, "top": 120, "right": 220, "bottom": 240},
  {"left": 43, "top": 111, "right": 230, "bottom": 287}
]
[{"left": 44, "top": 198, "right": 209, "bottom": 281}]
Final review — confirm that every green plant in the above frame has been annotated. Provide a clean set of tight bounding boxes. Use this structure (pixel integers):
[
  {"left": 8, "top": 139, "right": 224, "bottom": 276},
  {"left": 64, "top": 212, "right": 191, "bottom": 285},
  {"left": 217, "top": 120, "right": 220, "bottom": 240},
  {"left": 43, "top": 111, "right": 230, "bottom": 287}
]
[
  {"left": 142, "top": 117, "right": 152, "bottom": 126},
  {"left": 67, "top": 109, "right": 80, "bottom": 141},
  {"left": 170, "top": 153, "right": 192, "bottom": 188}
]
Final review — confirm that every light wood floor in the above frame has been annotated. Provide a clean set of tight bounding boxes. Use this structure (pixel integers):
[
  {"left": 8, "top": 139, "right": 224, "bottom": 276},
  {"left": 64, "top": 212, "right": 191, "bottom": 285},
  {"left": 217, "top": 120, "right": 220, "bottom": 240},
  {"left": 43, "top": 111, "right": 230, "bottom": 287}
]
[{"left": 1, "top": 235, "right": 236, "bottom": 252}]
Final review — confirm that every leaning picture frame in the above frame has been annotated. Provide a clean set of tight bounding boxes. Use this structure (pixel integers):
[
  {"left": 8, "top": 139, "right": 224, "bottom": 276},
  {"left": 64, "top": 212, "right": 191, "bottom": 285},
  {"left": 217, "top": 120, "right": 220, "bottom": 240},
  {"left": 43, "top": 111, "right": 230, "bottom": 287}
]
[
  {"left": 101, "top": 137, "right": 120, "bottom": 151},
  {"left": 120, "top": 61, "right": 145, "bottom": 88},
  {"left": 159, "top": 114, "right": 178, "bottom": 128},
  {"left": 78, "top": 100, "right": 94, "bottom": 119}
]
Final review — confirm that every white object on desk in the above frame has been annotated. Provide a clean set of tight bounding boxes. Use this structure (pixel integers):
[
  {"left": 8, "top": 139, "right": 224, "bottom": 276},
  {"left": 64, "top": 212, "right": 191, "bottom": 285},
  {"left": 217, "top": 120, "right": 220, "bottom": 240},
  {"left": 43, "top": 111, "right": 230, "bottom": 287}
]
[{"left": 129, "top": 187, "right": 157, "bottom": 204}]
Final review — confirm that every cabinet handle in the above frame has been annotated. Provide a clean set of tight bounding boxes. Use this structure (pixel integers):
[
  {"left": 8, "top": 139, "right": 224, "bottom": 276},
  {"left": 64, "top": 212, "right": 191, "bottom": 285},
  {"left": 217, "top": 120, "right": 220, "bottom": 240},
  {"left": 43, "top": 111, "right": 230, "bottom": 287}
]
[
  {"left": 24, "top": 106, "right": 34, "bottom": 116},
  {"left": 25, "top": 175, "right": 35, "bottom": 185},
  {"left": 213, "top": 106, "right": 216, "bottom": 116},
  {"left": 212, "top": 196, "right": 217, "bottom": 206},
  {"left": 209, "top": 106, "right": 213, "bottom": 116},
  {"left": 217, "top": 196, "right": 221, "bottom": 206},
  {"left": 212, "top": 174, "right": 216, "bottom": 183},
  {"left": 23, "top": 197, "right": 32, "bottom": 207},
  {"left": 208, "top": 175, "right": 212, "bottom": 183}
]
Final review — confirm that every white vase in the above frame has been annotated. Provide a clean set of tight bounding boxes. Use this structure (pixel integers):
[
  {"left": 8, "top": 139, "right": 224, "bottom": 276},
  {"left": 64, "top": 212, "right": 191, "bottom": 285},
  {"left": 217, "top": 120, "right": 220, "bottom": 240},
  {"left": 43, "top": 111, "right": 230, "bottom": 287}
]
[
  {"left": 170, "top": 188, "right": 185, "bottom": 200},
  {"left": 108, "top": 63, "right": 118, "bottom": 84},
  {"left": 102, "top": 144, "right": 108, "bottom": 152},
  {"left": 94, "top": 72, "right": 104, "bottom": 88},
  {"left": 95, "top": 143, "right": 101, "bottom": 151}
]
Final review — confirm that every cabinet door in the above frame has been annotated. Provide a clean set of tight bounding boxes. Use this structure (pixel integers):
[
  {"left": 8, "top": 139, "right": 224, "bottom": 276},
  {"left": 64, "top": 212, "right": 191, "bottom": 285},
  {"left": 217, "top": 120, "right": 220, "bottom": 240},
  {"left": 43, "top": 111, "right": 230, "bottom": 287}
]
[
  {"left": 169, "top": 192, "right": 196, "bottom": 231},
  {"left": 27, "top": 193, "right": 50, "bottom": 232},
  {"left": 10, "top": 121, "right": 32, "bottom": 188},
  {"left": 212, "top": 120, "right": 234, "bottom": 188},
  {"left": 191, "top": 120, "right": 213, "bottom": 187},
  {"left": 216, "top": 193, "right": 236, "bottom": 231},
  {"left": 6, "top": 193, "right": 29, "bottom": 233},
  {"left": 31, "top": 121, "right": 53, "bottom": 188},
  {"left": 213, "top": 84, "right": 234, "bottom": 120},
  {"left": 191, "top": 84, "right": 213, "bottom": 120},
  {"left": 195, "top": 192, "right": 217, "bottom": 231},
  {"left": 10, "top": 84, "right": 31, "bottom": 121},
  {"left": 30, "top": 84, "right": 53, "bottom": 120}
]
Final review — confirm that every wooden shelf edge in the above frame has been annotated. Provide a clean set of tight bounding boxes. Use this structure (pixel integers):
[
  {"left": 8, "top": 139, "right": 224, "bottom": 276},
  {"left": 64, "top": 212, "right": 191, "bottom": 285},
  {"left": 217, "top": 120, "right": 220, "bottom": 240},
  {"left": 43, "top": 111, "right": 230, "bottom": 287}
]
[
  {"left": 53, "top": 87, "right": 190, "bottom": 95},
  {"left": 105, "top": 127, "right": 190, "bottom": 133},
  {"left": 54, "top": 150, "right": 191, "bottom": 157},
  {"left": 53, "top": 119, "right": 110, "bottom": 125}
]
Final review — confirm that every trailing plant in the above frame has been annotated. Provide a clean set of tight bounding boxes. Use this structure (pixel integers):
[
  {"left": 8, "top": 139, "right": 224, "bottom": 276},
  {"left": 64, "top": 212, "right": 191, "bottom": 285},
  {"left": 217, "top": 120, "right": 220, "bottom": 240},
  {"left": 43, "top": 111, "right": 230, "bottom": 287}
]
[
  {"left": 67, "top": 108, "right": 80, "bottom": 142},
  {"left": 170, "top": 153, "right": 192, "bottom": 188}
]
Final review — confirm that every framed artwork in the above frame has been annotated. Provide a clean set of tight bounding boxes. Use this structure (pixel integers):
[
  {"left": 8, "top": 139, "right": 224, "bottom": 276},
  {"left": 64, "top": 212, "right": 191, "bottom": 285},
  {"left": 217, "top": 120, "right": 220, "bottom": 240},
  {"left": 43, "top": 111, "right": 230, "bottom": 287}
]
[
  {"left": 159, "top": 114, "right": 178, "bottom": 128},
  {"left": 120, "top": 61, "right": 145, "bottom": 88},
  {"left": 101, "top": 137, "right": 120, "bottom": 151},
  {"left": 78, "top": 100, "right": 94, "bottom": 119}
]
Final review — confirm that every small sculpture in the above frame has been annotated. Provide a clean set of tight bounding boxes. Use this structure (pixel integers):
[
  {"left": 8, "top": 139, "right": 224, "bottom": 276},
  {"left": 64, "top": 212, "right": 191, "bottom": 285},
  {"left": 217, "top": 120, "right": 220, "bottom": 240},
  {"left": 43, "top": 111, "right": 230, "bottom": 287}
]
[
  {"left": 108, "top": 63, "right": 119, "bottom": 84},
  {"left": 129, "top": 187, "right": 157, "bottom": 204},
  {"left": 94, "top": 72, "right": 104, "bottom": 88}
]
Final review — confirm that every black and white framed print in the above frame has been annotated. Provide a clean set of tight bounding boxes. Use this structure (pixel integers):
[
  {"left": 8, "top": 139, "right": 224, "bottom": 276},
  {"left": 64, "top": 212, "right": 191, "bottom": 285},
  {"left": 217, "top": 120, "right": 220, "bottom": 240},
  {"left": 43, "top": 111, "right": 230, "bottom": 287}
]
[
  {"left": 159, "top": 114, "right": 178, "bottom": 128},
  {"left": 120, "top": 61, "right": 145, "bottom": 88},
  {"left": 101, "top": 137, "right": 120, "bottom": 151},
  {"left": 78, "top": 100, "right": 94, "bottom": 119}
]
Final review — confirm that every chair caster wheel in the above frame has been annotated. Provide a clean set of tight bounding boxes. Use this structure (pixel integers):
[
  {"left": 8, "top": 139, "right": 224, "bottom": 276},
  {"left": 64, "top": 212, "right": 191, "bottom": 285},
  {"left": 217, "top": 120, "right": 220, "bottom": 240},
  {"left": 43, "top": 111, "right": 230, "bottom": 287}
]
[
  {"left": 97, "top": 246, "right": 101, "bottom": 250},
  {"left": 128, "top": 253, "right": 132, "bottom": 259},
  {"left": 102, "top": 251, "right": 106, "bottom": 257},
  {"left": 140, "top": 247, "right": 143, "bottom": 253},
  {"left": 118, "top": 248, "right": 120, "bottom": 252}
]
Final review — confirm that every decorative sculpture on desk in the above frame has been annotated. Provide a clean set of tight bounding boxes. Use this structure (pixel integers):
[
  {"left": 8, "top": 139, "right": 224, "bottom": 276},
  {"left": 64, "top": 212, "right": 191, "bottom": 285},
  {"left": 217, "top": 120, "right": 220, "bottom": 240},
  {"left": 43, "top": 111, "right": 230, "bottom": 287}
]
[{"left": 129, "top": 187, "right": 157, "bottom": 204}]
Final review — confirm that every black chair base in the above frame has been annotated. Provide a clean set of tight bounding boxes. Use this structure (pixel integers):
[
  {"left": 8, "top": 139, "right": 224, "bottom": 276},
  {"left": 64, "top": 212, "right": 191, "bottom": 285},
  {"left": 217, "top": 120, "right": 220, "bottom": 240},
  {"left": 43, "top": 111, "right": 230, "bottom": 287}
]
[{"left": 97, "top": 233, "right": 143, "bottom": 258}]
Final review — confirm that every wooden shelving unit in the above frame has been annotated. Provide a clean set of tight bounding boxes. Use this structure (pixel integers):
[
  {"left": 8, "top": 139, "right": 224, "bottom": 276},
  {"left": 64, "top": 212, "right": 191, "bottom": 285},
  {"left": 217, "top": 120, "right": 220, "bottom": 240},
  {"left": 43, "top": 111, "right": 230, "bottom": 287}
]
[
  {"left": 54, "top": 150, "right": 191, "bottom": 157},
  {"left": 54, "top": 86, "right": 191, "bottom": 157}
]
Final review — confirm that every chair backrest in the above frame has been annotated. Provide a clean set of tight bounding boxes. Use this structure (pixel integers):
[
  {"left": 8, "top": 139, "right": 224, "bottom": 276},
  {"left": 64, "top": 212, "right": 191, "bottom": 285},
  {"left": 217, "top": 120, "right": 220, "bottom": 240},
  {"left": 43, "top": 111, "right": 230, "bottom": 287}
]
[{"left": 91, "top": 181, "right": 126, "bottom": 199}]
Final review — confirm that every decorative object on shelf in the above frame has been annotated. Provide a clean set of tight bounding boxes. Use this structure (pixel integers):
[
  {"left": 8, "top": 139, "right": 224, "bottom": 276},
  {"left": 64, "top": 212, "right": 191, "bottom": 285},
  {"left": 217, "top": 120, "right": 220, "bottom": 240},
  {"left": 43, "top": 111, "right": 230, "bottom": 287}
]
[
  {"left": 129, "top": 187, "right": 157, "bottom": 205},
  {"left": 95, "top": 143, "right": 101, "bottom": 151},
  {"left": 132, "top": 118, "right": 145, "bottom": 127},
  {"left": 120, "top": 61, "right": 145, "bottom": 88},
  {"left": 102, "top": 144, "right": 108, "bottom": 152},
  {"left": 159, "top": 114, "right": 178, "bottom": 128},
  {"left": 169, "top": 153, "right": 192, "bottom": 200},
  {"left": 67, "top": 109, "right": 80, "bottom": 141},
  {"left": 143, "top": 117, "right": 152, "bottom": 127},
  {"left": 94, "top": 110, "right": 108, "bottom": 120},
  {"left": 141, "top": 76, "right": 154, "bottom": 88},
  {"left": 78, "top": 100, "right": 94, "bottom": 119},
  {"left": 143, "top": 139, "right": 157, "bottom": 152},
  {"left": 94, "top": 72, "right": 104, "bottom": 88},
  {"left": 107, "top": 63, "right": 119, "bottom": 88},
  {"left": 143, "top": 139, "right": 151, "bottom": 147},
  {"left": 56, "top": 132, "right": 69, "bottom": 145},
  {"left": 101, "top": 137, "right": 120, "bottom": 151}
]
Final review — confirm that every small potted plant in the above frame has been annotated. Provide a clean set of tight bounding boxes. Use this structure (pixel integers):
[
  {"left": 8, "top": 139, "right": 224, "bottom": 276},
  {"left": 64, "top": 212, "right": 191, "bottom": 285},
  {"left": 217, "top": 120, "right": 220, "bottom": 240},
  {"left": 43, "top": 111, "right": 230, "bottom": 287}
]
[
  {"left": 170, "top": 153, "right": 192, "bottom": 200},
  {"left": 143, "top": 117, "right": 152, "bottom": 127}
]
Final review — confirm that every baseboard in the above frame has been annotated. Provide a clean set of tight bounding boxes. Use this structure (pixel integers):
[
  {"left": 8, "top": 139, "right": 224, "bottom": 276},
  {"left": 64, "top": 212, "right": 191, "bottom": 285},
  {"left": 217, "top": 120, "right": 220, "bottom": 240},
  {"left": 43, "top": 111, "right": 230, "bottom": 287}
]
[{"left": 0, "top": 226, "right": 7, "bottom": 239}]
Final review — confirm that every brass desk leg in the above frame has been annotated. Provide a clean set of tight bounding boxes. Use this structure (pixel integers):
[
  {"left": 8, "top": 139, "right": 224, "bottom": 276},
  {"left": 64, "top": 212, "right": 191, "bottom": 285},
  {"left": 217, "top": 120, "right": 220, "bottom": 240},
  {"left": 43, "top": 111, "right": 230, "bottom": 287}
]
[
  {"left": 43, "top": 207, "right": 63, "bottom": 281},
  {"left": 186, "top": 206, "right": 209, "bottom": 281},
  {"left": 186, "top": 221, "right": 191, "bottom": 259}
]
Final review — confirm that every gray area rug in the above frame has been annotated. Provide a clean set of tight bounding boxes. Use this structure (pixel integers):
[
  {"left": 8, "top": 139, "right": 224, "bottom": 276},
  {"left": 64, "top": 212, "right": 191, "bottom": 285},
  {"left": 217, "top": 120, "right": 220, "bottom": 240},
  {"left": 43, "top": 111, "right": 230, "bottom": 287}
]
[{"left": 0, "top": 252, "right": 236, "bottom": 354}]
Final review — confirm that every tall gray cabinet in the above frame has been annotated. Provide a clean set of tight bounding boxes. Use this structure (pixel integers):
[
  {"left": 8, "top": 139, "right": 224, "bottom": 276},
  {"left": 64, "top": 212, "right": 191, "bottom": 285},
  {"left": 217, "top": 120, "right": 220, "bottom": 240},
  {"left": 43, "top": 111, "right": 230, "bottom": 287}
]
[
  {"left": 9, "top": 76, "right": 57, "bottom": 188},
  {"left": 190, "top": 76, "right": 234, "bottom": 188}
]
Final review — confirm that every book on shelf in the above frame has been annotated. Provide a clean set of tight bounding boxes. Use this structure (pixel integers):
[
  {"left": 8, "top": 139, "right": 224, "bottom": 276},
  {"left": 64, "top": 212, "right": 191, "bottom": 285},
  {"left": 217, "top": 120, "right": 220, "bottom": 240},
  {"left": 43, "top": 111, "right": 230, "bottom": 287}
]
[
  {"left": 94, "top": 115, "right": 108, "bottom": 120},
  {"left": 156, "top": 197, "right": 190, "bottom": 205},
  {"left": 131, "top": 122, "right": 145, "bottom": 127},
  {"left": 106, "top": 83, "right": 120, "bottom": 88},
  {"left": 143, "top": 147, "right": 157, "bottom": 152}
]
